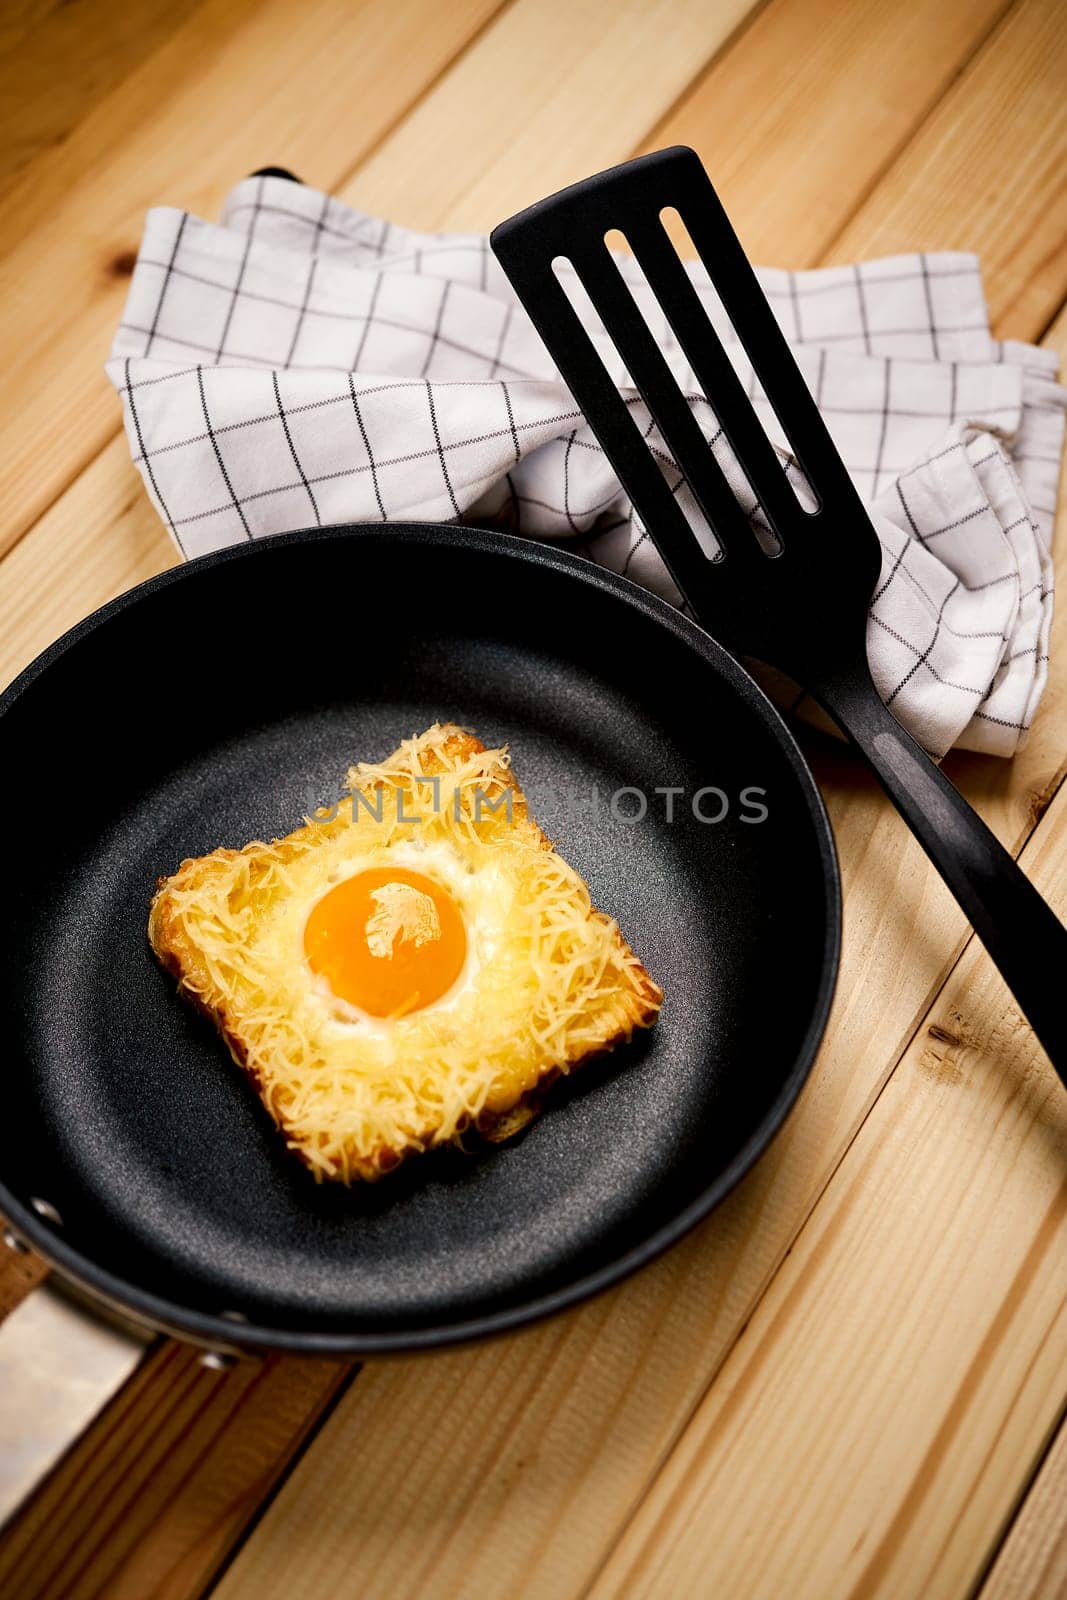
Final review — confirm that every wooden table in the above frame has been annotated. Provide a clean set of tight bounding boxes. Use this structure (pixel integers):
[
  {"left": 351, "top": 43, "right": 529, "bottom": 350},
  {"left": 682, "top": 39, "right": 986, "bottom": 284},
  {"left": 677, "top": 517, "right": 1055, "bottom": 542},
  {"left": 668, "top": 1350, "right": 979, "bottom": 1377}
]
[{"left": 0, "top": 0, "right": 1065, "bottom": 1595}]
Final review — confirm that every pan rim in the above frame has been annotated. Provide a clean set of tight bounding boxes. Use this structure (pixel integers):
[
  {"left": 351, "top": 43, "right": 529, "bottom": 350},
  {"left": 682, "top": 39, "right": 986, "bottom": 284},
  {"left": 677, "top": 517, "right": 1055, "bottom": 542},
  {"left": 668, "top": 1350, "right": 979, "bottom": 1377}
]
[{"left": 0, "top": 521, "right": 840, "bottom": 1354}]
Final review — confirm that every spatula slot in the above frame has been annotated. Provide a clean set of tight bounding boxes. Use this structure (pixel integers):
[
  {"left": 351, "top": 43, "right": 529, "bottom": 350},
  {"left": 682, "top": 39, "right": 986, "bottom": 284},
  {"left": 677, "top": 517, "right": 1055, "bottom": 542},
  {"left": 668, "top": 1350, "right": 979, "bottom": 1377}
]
[
  {"left": 532, "top": 252, "right": 723, "bottom": 611},
  {"left": 549, "top": 251, "right": 726, "bottom": 565},
  {"left": 555, "top": 241, "right": 774, "bottom": 570},
  {"left": 549, "top": 255, "right": 629, "bottom": 388},
  {"left": 600, "top": 222, "right": 786, "bottom": 557},
  {"left": 657, "top": 205, "right": 815, "bottom": 523}
]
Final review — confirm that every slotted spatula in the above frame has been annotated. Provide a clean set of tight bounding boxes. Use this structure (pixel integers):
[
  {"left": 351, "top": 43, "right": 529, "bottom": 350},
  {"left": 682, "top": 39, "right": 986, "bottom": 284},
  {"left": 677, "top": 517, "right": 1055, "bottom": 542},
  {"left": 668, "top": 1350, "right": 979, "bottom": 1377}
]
[{"left": 491, "top": 145, "right": 1067, "bottom": 1077}]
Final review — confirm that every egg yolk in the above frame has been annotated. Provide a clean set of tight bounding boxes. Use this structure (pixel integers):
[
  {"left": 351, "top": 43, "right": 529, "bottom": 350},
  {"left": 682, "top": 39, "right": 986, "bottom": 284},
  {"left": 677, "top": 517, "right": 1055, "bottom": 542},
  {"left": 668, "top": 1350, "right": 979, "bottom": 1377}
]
[{"left": 304, "top": 867, "right": 467, "bottom": 1018}]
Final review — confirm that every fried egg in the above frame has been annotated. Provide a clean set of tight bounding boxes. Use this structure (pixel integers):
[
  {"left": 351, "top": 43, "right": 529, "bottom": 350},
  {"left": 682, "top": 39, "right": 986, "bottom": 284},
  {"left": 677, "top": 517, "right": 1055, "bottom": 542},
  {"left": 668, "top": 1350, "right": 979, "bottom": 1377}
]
[{"left": 149, "top": 724, "right": 662, "bottom": 1183}]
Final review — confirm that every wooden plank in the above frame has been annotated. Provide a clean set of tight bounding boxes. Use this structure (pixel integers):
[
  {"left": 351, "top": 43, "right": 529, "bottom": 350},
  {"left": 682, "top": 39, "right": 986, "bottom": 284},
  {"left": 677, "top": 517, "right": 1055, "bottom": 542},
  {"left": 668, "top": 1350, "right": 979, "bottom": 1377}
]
[
  {"left": 0, "top": 0, "right": 766, "bottom": 684},
  {"left": 202, "top": 33, "right": 1067, "bottom": 1600},
  {"left": 0, "top": 1341, "right": 352, "bottom": 1600},
  {"left": 981, "top": 1410, "right": 1067, "bottom": 1600},
  {"left": 0, "top": 0, "right": 194, "bottom": 205},
  {"left": 212, "top": 554, "right": 1067, "bottom": 1600},
  {"left": 0, "top": 0, "right": 261, "bottom": 258},
  {"left": 0, "top": 3, "right": 762, "bottom": 1585},
  {"left": 828, "top": 0, "right": 1067, "bottom": 333},
  {"left": 2, "top": 3, "right": 1064, "bottom": 1595},
  {"left": 0, "top": 438, "right": 177, "bottom": 693},
  {"left": 0, "top": 26, "right": 1061, "bottom": 1600},
  {"left": 0, "top": 1, "right": 63, "bottom": 57},
  {"left": 0, "top": 0, "right": 768, "bottom": 691},
  {"left": 0, "top": 0, "right": 748, "bottom": 573},
  {"left": 637, "top": 0, "right": 1011, "bottom": 268},
  {"left": 587, "top": 800, "right": 1067, "bottom": 1600},
  {"left": 343, "top": 0, "right": 760, "bottom": 231},
  {"left": 0, "top": 0, "right": 506, "bottom": 561}
]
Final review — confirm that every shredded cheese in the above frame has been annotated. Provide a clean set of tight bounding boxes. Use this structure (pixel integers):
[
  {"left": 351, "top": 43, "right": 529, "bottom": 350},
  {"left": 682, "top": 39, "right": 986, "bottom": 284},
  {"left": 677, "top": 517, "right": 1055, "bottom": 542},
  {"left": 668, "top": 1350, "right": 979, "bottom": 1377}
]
[{"left": 149, "top": 724, "right": 661, "bottom": 1183}]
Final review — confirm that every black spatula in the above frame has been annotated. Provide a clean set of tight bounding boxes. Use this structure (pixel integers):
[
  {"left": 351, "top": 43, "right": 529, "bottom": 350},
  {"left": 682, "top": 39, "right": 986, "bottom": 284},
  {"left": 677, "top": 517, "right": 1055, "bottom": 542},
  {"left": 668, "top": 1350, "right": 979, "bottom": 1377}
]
[{"left": 491, "top": 145, "right": 1067, "bottom": 1078}]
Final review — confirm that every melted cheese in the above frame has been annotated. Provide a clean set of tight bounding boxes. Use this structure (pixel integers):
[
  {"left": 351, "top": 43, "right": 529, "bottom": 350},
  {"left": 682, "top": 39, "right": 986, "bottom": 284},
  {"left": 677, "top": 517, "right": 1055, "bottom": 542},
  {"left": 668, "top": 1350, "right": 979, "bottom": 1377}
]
[{"left": 150, "top": 724, "right": 661, "bottom": 1182}]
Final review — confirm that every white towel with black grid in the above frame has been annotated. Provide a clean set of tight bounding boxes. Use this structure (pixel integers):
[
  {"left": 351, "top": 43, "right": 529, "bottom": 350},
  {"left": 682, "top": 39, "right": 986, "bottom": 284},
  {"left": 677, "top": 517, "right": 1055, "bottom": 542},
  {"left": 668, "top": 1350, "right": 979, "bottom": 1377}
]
[{"left": 107, "top": 173, "right": 1066, "bottom": 758}]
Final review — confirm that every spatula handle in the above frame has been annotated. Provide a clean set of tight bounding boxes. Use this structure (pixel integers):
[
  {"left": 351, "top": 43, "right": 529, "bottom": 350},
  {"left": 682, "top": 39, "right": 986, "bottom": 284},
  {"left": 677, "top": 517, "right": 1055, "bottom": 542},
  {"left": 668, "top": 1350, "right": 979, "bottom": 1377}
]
[{"left": 813, "top": 667, "right": 1067, "bottom": 1080}]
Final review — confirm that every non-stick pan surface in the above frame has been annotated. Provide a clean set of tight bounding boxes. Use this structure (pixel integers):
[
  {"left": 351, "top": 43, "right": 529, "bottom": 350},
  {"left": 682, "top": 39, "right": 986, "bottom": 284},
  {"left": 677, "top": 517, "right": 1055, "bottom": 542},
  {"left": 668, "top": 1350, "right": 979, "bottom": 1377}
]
[{"left": 0, "top": 525, "right": 838, "bottom": 1353}]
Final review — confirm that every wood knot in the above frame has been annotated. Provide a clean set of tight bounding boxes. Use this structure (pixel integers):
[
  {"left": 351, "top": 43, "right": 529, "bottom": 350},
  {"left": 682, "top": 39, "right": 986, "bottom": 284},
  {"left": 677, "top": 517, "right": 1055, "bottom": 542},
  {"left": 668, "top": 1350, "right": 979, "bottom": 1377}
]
[
  {"left": 1029, "top": 779, "right": 1057, "bottom": 826},
  {"left": 108, "top": 249, "right": 138, "bottom": 278},
  {"left": 919, "top": 1011, "right": 970, "bottom": 1083}
]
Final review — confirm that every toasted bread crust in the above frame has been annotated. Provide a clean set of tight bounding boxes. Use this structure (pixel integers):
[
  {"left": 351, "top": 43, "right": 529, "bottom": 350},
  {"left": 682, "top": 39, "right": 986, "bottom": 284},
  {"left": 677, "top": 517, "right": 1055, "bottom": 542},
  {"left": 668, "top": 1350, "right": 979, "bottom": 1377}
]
[{"left": 149, "top": 725, "right": 661, "bottom": 1181}]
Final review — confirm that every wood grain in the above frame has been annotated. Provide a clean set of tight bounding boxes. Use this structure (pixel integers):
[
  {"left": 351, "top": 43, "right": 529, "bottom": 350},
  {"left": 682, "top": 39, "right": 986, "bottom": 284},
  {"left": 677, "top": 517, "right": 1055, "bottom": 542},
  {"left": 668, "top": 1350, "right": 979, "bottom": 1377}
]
[
  {"left": 828, "top": 0, "right": 1067, "bottom": 333},
  {"left": 638, "top": 0, "right": 1011, "bottom": 267},
  {"left": 0, "top": 436, "right": 177, "bottom": 693},
  {"left": 981, "top": 1409, "right": 1067, "bottom": 1600},
  {"left": 342, "top": 0, "right": 761, "bottom": 231},
  {"left": 0, "top": 0, "right": 505, "bottom": 562},
  {"left": 0, "top": 0, "right": 271, "bottom": 258},
  {"left": 0, "top": 1, "right": 61, "bottom": 55},
  {"left": 0, "top": 0, "right": 773, "bottom": 692},
  {"left": 0, "top": 1, "right": 763, "bottom": 1588},
  {"left": 0, "top": 0, "right": 195, "bottom": 205},
  {"left": 0, "top": 0, "right": 1062, "bottom": 1594},
  {"left": 205, "top": 23, "right": 1067, "bottom": 1600},
  {"left": 0, "top": 1342, "right": 352, "bottom": 1600},
  {"left": 587, "top": 796, "right": 1067, "bottom": 1600}
]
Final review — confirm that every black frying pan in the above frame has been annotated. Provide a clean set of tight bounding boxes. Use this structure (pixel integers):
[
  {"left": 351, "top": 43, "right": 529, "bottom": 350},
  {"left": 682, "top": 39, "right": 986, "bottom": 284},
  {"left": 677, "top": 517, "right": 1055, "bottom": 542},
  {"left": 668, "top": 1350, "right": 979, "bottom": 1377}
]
[{"left": 0, "top": 523, "right": 838, "bottom": 1354}]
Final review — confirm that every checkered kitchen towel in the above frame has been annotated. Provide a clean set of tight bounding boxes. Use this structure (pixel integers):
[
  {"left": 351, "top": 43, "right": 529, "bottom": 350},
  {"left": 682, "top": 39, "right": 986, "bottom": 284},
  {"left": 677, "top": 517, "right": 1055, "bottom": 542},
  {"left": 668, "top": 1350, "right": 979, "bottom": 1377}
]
[{"left": 107, "top": 173, "right": 1066, "bottom": 758}]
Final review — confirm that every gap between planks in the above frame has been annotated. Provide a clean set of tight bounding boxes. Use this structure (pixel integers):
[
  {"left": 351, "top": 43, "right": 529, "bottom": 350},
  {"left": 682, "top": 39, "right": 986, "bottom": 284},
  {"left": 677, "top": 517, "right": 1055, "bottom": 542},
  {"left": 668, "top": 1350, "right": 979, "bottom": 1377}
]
[
  {"left": 202, "top": 6, "right": 1067, "bottom": 1593},
  {"left": 0, "top": 0, "right": 768, "bottom": 1592},
  {"left": 573, "top": 287, "right": 1067, "bottom": 1600},
  {"left": 0, "top": 1342, "right": 355, "bottom": 1600},
  {"left": 978, "top": 1399, "right": 1067, "bottom": 1600},
  {"left": 0, "top": 3, "right": 1062, "bottom": 1600},
  {"left": 582, "top": 756, "right": 1067, "bottom": 1600},
  {"left": 0, "top": 0, "right": 750, "bottom": 567},
  {"left": 0, "top": 0, "right": 512, "bottom": 558},
  {"left": 0, "top": 9, "right": 1062, "bottom": 1587}
]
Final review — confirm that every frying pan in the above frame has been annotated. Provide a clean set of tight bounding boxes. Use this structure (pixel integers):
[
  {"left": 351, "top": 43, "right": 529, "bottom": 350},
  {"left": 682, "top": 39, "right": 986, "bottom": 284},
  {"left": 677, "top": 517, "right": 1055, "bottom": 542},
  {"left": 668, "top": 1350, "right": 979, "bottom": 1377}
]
[{"left": 0, "top": 522, "right": 838, "bottom": 1355}]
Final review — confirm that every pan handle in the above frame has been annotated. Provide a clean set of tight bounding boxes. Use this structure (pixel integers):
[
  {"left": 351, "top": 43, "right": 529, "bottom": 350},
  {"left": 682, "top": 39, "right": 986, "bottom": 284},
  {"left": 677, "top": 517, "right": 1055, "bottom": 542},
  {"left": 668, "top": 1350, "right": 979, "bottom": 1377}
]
[
  {"left": 0, "top": 1260, "right": 148, "bottom": 1528},
  {"left": 0, "top": 1232, "right": 244, "bottom": 1531},
  {"left": 247, "top": 166, "right": 302, "bottom": 182}
]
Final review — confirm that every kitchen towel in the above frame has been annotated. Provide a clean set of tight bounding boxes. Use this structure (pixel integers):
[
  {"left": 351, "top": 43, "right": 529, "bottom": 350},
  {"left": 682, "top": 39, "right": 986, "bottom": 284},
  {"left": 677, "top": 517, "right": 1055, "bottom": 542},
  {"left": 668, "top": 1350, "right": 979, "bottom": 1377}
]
[{"left": 108, "top": 172, "right": 1066, "bottom": 757}]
